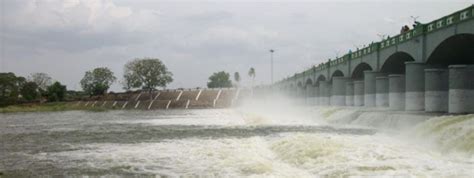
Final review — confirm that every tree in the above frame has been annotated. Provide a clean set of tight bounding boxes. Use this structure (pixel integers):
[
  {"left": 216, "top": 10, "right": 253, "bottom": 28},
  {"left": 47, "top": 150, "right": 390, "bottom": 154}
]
[
  {"left": 122, "top": 71, "right": 141, "bottom": 91},
  {"left": 0, "top": 73, "right": 25, "bottom": 106},
  {"left": 248, "top": 67, "right": 256, "bottom": 86},
  {"left": 207, "top": 71, "right": 232, "bottom": 88},
  {"left": 20, "top": 82, "right": 39, "bottom": 101},
  {"left": 234, "top": 72, "right": 240, "bottom": 87},
  {"left": 46, "top": 82, "right": 67, "bottom": 102},
  {"left": 29, "top": 73, "right": 52, "bottom": 91},
  {"left": 80, "top": 67, "right": 116, "bottom": 96},
  {"left": 123, "top": 58, "right": 173, "bottom": 93}
]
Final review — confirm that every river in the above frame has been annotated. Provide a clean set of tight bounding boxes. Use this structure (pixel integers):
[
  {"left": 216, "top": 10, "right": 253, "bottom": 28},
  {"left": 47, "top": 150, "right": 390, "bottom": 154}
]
[{"left": 1, "top": 101, "right": 473, "bottom": 177}]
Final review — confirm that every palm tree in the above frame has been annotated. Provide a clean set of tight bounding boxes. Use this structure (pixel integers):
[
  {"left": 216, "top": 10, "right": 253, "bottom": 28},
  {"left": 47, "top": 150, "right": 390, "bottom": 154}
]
[
  {"left": 248, "top": 68, "right": 256, "bottom": 95},
  {"left": 234, "top": 72, "right": 240, "bottom": 87}
]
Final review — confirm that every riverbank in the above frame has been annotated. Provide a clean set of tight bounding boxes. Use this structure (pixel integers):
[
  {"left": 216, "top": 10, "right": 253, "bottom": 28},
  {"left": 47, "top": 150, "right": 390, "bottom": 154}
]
[{"left": 0, "top": 102, "right": 107, "bottom": 113}]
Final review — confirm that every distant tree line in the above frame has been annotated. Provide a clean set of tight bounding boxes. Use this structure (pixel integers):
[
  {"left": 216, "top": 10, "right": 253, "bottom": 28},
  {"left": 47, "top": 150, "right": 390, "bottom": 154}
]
[
  {"left": 1, "top": 57, "right": 258, "bottom": 107},
  {"left": 0, "top": 58, "right": 173, "bottom": 107},
  {"left": 207, "top": 67, "right": 256, "bottom": 88},
  {"left": 0, "top": 72, "right": 67, "bottom": 107}
]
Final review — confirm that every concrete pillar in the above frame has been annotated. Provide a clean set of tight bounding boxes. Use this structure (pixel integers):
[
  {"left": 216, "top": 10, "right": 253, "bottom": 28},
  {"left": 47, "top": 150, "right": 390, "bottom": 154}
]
[
  {"left": 354, "top": 80, "right": 365, "bottom": 106},
  {"left": 297, "top": 87, "right": 304, "bottom": 104},
  {"left": 425, "top": 69, "right": 448, "bottom": 112},
  {"left": 305, "top": 86, "right": 311, "bottom": 105},
  {"left": 292, "top": 87, "right": 296, "bottom": 98},
  {"left": 376, "top": 76, "right": 389, "bottom": 107},
  {"left": 448, "top": 65, "right": 474, "bottom": 114},
  {"left": 327, "top": 83, "right": 333, "bottom": 105},
  {"left": 405, "top": 62, "right": 430, "bottom": 111},
  {"left": 331, "top": 77, "right": 349, "bottom": 106},
  {"left": 388, "top": 74, "right": 405, "bottom": 110},
  {"left": 364, "top": 71, "right": 379, "bottom": 107},
  {"left": 319, "top": 81, "right": 330, "bottom": 105},
  {"left": 292, "top": 87, "right": 298, "bottom": 103},
  {"left": 345, "top": 81, "right": 354, "bottom": 106},
  {"left": 306, "top": 85, "right": 318, "bottom": 105},
  {"left": 314, "top": 86, "right": 320, "bottom": 105}
]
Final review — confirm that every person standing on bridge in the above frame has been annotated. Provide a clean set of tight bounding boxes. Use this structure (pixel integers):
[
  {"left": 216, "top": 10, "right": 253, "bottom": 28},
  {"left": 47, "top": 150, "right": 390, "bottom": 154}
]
[{"left": 400, "top": 25, "right": 410, "bottom": 34}]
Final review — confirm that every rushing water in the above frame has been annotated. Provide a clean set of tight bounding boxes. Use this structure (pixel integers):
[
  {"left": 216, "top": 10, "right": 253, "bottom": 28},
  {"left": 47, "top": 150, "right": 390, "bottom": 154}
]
[{"left": 1, "top": 103, "right": 473, "bottom": 177}]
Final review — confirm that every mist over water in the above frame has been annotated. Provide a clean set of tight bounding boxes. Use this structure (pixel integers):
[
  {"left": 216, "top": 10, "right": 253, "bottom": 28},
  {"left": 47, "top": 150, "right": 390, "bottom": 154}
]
[{"left": 1, "top": 95, "right": 474, "bottom": 177}]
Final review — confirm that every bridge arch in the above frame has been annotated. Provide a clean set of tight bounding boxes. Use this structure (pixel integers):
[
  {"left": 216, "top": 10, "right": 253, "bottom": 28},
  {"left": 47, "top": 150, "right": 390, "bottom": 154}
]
[
  {"left": 426, "top": 33, "right": 474, "bottom": 67},
  {"left": 316, "top": 75, "right": 327, "bottom": 85},
  {"left": 351, "top": 62, "right": 373, "bottom": 79},
  {"left": 331, "top": 70, "right": 344, "bottom": 79},
  {"left": 380, "top": 52, "right": 415, "bottom": 74},
  {"left": 297, "top": 81, "right": 303, "bottom": 89}
]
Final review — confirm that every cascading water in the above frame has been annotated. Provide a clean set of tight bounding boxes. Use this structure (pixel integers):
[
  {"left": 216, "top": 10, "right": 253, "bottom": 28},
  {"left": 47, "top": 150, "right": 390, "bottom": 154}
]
[{"left": 1, "top": 99, "right": 473, "bottom": 177}]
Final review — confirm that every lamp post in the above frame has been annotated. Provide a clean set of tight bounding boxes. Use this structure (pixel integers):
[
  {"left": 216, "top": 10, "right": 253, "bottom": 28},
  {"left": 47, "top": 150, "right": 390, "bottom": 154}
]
[{"left": 270, "top": 49, "right": 275, "bottom": 85}]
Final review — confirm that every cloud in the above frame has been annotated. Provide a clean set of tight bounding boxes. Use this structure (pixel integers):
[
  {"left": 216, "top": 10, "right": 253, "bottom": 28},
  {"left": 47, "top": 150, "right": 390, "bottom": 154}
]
[
  {"left": 2, "top": 0, "right": 473, "bottom": 91},
  {"left": 2, "top": 0, "right": 160, "bottom": 53}
]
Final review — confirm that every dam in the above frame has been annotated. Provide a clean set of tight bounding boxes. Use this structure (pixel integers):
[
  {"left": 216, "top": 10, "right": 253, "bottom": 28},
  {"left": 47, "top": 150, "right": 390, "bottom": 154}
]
[
  {"left": 75, "top": 88, "right": 251, "bottom": 110},
  {"left": 1, "top": 4, "right": 474, "bottom": 178},
  {"left": 275, "top": 5, "right": 474, "bottom": 114}
]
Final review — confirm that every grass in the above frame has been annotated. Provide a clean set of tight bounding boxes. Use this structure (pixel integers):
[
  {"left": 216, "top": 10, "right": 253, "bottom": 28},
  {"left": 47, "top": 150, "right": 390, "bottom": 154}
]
[{"left": 0, "top": 102, "right": 108, "bottom": 113}]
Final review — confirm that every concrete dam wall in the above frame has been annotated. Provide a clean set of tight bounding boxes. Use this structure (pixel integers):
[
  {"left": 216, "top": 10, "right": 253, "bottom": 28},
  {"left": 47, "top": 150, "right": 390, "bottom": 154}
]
[{"left": 76, "top": 88, "right": 250, "bottom": 110}]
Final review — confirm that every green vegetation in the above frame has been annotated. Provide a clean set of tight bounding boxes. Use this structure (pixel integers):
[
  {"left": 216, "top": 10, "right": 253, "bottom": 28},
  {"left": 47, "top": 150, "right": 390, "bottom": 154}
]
[
  {"left": 46, "top": 82, "right": 67, "bottom": 102},
  {"left": 80, "top": 67, "right": 116, "bottom": 96},
  {"left": 207, "top": 71, "right": 232, "bottom": 88},
  {"left": 234, "top": 72, "right": 241, "bottom": 86},
  {"left": 1, "top": 57, "right": 175, "bottom": 108},
  {"left": 0, "top": 72, "right": 26, "bottom": 107},
  {"left": 20, "top": 82, "right": 39, "bottom": 101},
  {"left": 123, "top": 58, "right": 173, "bottom": 93},
  {"left": 0, "top": 102, "right": 107, "bottom": 113}
]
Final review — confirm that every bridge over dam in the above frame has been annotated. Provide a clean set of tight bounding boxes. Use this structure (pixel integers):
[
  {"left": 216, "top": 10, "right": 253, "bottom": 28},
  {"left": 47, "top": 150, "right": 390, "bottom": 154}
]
[
  {"left": 75, "top": 88, "right": 251, "bottom": 110},
  {"left": 275, "top": 5, "right": 474, "bottom": 114}
]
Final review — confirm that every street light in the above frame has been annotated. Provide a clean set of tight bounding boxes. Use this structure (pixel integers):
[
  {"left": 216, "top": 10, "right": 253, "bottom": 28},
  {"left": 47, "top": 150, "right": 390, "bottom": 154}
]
[{"left": 270, "top": 49, "right": 275, "bottom": 85}]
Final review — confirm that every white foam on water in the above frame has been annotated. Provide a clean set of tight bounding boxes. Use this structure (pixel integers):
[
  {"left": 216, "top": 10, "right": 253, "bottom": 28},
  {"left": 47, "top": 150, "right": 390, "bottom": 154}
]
[
  {"left": 36, "top": 137, "right": 312, "bottom": 177},
  {"left": 235, "top": 99, "right": 323, "bottom": 126},
  {"left": 113, "top": 109, "right": 247, "bottom": 126},
  {"left": 27, "top": 101, "right": 474, "bottom": 177},
  {"left": 35, "top": 132, "right": 474, "bottom": 177},
  {"left": 402, "top": 114, "right": 474, "bottom": 157}
]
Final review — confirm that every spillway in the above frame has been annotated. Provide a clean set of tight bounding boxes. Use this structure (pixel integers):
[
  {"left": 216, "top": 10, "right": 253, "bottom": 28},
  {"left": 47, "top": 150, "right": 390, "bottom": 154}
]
[{"left": 0, "top": 103, "right": 473, "bottom": 177}]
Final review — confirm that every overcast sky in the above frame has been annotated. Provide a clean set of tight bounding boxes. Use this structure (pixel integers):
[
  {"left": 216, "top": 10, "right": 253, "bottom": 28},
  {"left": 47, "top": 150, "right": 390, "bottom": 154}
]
[{"left": 1, "top": 0, "right": 472, "bottom": 91}]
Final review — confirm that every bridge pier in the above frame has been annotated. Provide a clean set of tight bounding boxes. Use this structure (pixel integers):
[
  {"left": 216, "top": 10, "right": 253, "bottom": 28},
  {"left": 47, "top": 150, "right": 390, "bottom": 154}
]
[
  {"left": 297, "top": 87, "right": 305, "bottom": 104},
  {"left": 331, "top": 77, "right": 349, "bottom": 106},
  {"left": 376, "top": 76, "right": 389, "bottom": 107},
  {"left": 305, "top": 86, "right": 311, "bottom": 105},
  {"left": 354, "top": 81, "right": 365, "bottom": 106},
  {"left": 313, "top": 86, "right": 319, "bottom": 105},
  {"left": 319, "top": 81, "right": 330, "bottom": 105},
  {"left": 307, "top": 85, "right": 318, "bottom": 105},
  {"left": 364, "top": 71, "right": 381, "bottom": 107},
  {"left": 327, "top": 82, "right": 333, "bottom": 105},
  {"left": 388, "top": 74, "right": 405, "bottom": 110},
  {"left": 425, "top": 69, "right": 448, "bottom": 112},
  {"left": 345, "top": 81, "right": 354, "bottom": 106},
  {"left": 405, "top": 62, "right": 431, "bottom": 111},
  {"left": 449, "top": 65, "right": 474, "bottom": 114}
]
